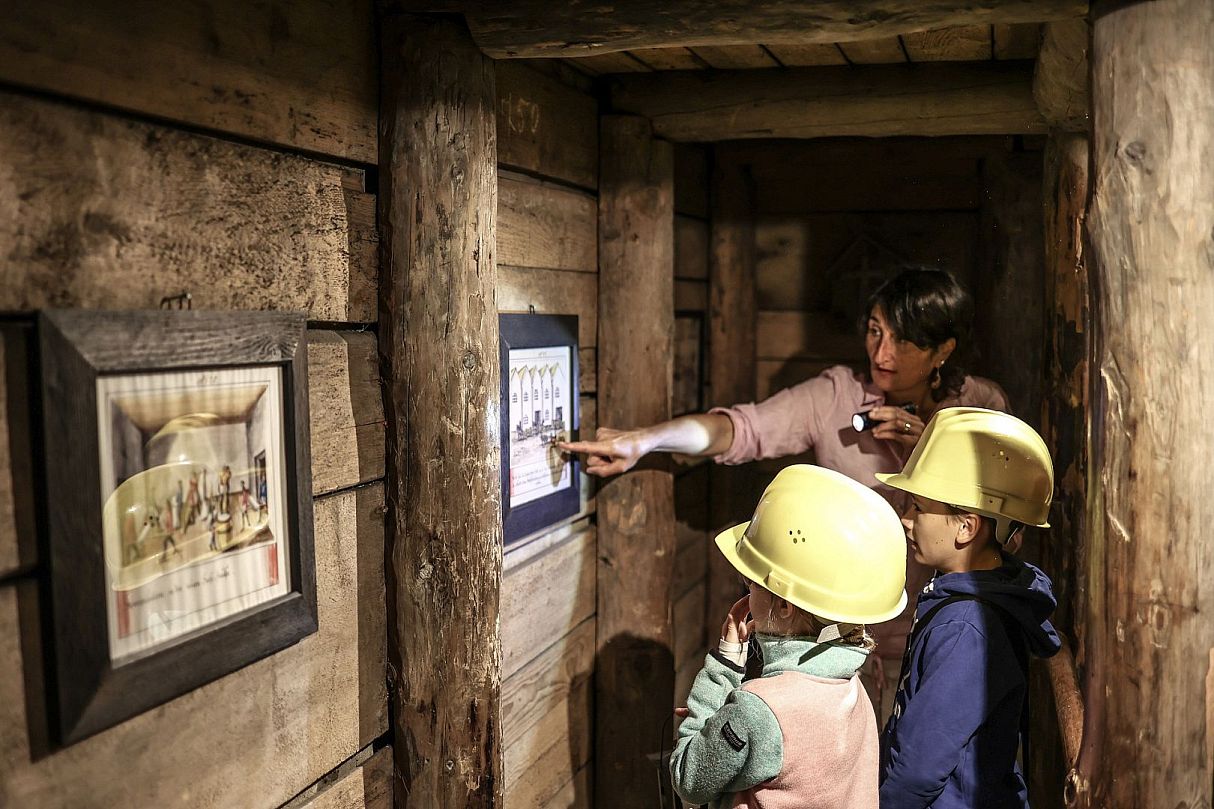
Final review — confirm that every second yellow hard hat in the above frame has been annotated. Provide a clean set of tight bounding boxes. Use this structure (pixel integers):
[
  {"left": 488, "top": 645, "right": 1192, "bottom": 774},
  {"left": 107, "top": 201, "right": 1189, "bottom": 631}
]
[
  {"left": 715, "top": 464, "right": 907, "bottom": 625},
  {"left": 876, "top": 406, "right": 1054, "bottom": 542}
]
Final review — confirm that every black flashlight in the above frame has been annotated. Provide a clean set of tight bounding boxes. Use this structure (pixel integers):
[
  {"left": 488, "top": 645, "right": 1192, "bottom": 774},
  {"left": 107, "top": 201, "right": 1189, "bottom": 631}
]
[{"left": 852, "top": 403, "right": 917, "bottom": 432}]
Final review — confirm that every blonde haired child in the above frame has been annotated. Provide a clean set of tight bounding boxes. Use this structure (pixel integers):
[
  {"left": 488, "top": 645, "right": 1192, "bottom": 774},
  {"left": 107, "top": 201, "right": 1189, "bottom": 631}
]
[{"left": 670, "top": 464, "right": 907, "bottom": 808}]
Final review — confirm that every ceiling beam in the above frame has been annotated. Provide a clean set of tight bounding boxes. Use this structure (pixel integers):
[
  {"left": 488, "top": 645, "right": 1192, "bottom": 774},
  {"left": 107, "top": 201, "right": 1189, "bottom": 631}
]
[
  {"left": 403, "top": 1, "right": 1087, "bottom": 58},
  {"left": 609, "top": 61, "right": 1046, "bottom": 141}
]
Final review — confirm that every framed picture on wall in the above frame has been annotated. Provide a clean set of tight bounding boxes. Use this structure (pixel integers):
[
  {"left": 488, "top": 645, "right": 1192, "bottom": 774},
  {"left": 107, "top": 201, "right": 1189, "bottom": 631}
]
[
  {"left": 499, "top": 313, "right": 580, "bottom": 545},
  {"left": 20, "top": 310, "right": 316, "bottom": 746}
]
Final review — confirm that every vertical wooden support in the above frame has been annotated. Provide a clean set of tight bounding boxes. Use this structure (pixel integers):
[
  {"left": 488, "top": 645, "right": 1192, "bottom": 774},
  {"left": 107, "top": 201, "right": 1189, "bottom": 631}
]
[
  {"left": 1030, "top": 133, "right": 1091, "bottom": 809},
  {"left": 379, "top": 13, "right": 502, "bottom": 807},
  {"left": 975, "top": 152, "right": 1046, "bottom": 426},
  {"left": 1041, "top": 134, "right": 1089, "bottom": 663},
  {"left": 1087, "top": 2, "right": 1214, "bottom": 805},
  {"left": 596, "top": 114, "right": 676, "bottom": 808},
  {"left": 706, "top": 151, "right": 757, "bottom": 627}
]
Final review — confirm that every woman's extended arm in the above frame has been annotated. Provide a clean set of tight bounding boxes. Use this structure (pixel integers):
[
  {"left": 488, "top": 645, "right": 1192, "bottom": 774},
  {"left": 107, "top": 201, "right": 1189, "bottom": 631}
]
[{"left": 558, "top": 413, "right": 734, "bottom": 477}]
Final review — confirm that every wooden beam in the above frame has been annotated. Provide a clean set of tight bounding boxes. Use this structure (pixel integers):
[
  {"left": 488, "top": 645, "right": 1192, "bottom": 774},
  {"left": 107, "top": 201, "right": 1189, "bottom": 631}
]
[
  {"left": 974, "top": 152, "right": 1045, "bottom": 426},
  {"left": 1034, "top": 18, "right": 1090, "bottom": 132},
  {"left": 0, "top": 91, "right": 377, "bottom": 322},
  {"left": 497, "top": 172, "right": 597, "bottom": 273},
  {"left": 706, "top": 154, "right": 757, "bottom": 632},
  {"left": 0, "top": 0, "right": 377, "bottom": 162},
  {"left": 610, "top": 62, "right": 1047, "bottom": 141},
  {"left": 379, "top": 13, "right": 502, "bottom": 807},
  {"left": 1041, "top": 132, "right": 1088, "bottom": 657},
  {"left": 901, "top": 23, "right": 992, "bottom": 62},
  {"left": 595, "top": 115, "right": 676, "bottom": 809},
  {"left": 415, "top": 1, "right": 1087, "bottom": 58},
  {"left": 1028, "top": 131, "right": 1090, "bottom": 809},
  {"left": 691, "top": 45, "right": 779, "bottom": 70},
  {"left": 496, "top": 61, "right": 598, "bottom": 191},
  {"left": 1086, "top": 2, "right": 1214, "bottom": 805}
]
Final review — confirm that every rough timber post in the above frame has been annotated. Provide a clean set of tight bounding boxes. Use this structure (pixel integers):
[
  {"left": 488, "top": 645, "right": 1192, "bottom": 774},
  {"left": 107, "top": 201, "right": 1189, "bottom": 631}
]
[
  {"left": 1087, "top": 1, "right": 1214, "bottom": 805},
  {"left": 379, "top": 13, "right": 502, "bottom": 807},
  {"left": 596, "top": 114, "right": 677, "bottom": 808},
  {"left": 1031, "top": 132, "right": 1091, "bottom": 809},
  {"left": 706, "top": 150, "right": 757, "bottom": 627},
  {"left": 1042, "top": 133, "right": 1089, "bottom": 679}
]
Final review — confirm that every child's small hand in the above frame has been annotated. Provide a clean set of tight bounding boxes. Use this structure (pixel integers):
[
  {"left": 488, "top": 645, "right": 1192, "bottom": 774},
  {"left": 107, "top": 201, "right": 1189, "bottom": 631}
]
[{"left": 721, "top": 595, "right": 756, "bottom": 645}]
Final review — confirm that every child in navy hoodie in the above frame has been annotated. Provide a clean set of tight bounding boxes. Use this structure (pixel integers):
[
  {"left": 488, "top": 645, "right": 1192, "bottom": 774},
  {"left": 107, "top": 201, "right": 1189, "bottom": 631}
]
[{"left": 874, "top": 408, "right": 1061, "bottom": 808}]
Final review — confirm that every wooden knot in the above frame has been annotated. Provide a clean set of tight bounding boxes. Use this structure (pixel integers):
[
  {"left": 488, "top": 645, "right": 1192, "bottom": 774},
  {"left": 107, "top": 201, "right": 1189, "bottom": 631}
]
[
  {"left": 462, "top": 351, "right": 478, "bottom": 371},
  {"left": 1121, "top": 140, "right": 1149, "bottom": 169}
]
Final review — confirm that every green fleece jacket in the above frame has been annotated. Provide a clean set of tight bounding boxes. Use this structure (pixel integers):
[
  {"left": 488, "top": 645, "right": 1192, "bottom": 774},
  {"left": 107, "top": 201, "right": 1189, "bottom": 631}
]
[{"left": 669, "top": 634, "right": 870, "bottom": 809}]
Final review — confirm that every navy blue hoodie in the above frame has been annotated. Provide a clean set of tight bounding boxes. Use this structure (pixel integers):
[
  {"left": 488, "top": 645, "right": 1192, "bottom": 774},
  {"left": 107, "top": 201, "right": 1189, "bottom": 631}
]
[{"left": 879, "top": 555, "right": 1061, "bottom": 809}]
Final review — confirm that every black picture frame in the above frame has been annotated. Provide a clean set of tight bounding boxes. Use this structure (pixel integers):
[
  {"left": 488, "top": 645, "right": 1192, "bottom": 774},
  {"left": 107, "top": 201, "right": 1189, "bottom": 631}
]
[
  {"left": 499, "top": 313, "right": 580, "bottom": 545},
  {"left": 21, "top": 309, "right": 317, "bottom": 747}
]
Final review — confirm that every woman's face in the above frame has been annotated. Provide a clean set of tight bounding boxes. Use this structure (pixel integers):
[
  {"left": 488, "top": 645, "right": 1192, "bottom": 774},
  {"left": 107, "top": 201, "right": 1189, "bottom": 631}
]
[{"left": 865, "top": 305, "right": 953, "bottom": 395}]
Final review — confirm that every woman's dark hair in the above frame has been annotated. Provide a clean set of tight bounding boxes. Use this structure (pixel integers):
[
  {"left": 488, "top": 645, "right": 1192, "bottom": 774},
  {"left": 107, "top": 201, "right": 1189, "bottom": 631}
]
[{"left": 860, "top": 266, "right": 974, "bottom": 402}]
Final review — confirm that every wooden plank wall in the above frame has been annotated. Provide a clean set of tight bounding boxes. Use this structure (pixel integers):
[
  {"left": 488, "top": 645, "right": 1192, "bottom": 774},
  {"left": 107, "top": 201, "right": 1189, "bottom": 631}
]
[
  {"left": 671, "top": 145, "right": 712, "bottom": 715},
  {"left": 0, "top": 3, "right": 388, "bottom": 808},
  {"left": 496, "top": 61, "right": 599, "bottom": 809}
]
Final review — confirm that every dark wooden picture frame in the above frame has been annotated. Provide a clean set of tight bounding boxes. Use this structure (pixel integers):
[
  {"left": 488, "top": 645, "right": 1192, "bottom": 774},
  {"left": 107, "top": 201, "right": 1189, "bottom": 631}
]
[
  {"left": 499, "top": 313, "right": 580, "bottom": 545},
  {"left": 23, "top": 310, "right": 317, "bottom": 747}
]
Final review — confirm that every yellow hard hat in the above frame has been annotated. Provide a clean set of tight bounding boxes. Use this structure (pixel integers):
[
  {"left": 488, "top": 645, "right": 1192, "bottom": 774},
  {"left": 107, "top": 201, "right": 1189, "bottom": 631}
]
[
  {"left": 714, "top": 464, "right": 908, "bottom": 625},
  {"left": 876, "top": 407, "right": 1053, "bottom": 543}
]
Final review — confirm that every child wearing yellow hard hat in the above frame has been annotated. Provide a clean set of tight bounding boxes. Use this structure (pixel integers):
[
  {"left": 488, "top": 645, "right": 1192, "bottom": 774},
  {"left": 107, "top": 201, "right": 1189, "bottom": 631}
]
[
  {"left": 670, "top": 464, "right": 907, "bottom": 808},
  {"left": 875, "top": 407, "right": 1061, "bottom": 809}
]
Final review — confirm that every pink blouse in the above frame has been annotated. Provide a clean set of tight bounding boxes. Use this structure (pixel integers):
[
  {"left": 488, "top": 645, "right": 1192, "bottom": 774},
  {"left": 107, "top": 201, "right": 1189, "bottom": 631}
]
[{"left": 710, "top": 365, "right": 1009, "bottom": 660}]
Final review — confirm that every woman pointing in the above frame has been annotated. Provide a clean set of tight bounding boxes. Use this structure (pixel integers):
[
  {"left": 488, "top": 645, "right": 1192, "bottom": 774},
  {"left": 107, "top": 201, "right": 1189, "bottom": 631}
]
[{"left": 559, "top": 267, "right": 1009, "bottom": 720}]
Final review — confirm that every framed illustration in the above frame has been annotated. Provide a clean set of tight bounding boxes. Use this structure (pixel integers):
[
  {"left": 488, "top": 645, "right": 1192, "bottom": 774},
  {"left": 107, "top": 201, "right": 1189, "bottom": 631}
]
[
  {"left": 499, "top": 313, "right": 580, "bottom": 545},
  {"left": 23, "top": 309, "right": 316, "bottom": 746}
]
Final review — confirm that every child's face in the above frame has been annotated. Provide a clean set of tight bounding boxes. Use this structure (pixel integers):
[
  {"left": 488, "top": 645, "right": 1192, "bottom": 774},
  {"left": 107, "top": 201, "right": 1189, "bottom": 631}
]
[
  {"left": 745, "top": 580, "right": 774, "bottom": 631},
  {"left": 901, "top": 495, "right": 964, "bottom": 569}
]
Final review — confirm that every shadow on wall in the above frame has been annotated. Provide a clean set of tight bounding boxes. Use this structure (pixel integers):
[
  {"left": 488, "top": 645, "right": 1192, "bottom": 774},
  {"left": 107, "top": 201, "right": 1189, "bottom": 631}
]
[{"left": 594, "top": 633, "right": 676, "bottom": 809}]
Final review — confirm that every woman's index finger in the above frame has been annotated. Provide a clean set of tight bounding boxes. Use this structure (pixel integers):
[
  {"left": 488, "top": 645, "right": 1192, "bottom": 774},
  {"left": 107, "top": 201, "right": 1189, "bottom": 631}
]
[{"left": 557, "top": 439, "right": 608, "bottom": 455}]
